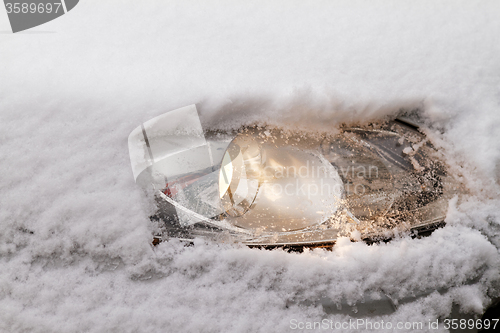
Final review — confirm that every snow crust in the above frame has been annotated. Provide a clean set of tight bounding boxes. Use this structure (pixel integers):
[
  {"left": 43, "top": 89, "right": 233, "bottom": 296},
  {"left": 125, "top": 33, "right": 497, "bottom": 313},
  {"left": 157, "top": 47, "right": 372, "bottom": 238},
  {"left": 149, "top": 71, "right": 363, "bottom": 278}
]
[{"left": 1, "top": 1, "right": 500, "bottom": 332}]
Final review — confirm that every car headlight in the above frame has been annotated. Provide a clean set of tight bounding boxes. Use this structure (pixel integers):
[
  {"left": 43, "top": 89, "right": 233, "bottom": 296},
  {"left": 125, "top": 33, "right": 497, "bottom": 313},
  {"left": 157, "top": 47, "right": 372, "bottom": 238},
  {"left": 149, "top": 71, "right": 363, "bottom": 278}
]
[{"left": 129, "top": 105, "right": 461, "bottom": 248}]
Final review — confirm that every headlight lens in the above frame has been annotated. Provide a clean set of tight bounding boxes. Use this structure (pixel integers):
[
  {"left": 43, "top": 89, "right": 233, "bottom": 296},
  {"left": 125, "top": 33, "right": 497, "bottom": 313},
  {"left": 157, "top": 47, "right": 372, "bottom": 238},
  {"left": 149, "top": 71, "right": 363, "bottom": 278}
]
[{"left": 218, "top": 130, "right": 344, "bottom": 232}]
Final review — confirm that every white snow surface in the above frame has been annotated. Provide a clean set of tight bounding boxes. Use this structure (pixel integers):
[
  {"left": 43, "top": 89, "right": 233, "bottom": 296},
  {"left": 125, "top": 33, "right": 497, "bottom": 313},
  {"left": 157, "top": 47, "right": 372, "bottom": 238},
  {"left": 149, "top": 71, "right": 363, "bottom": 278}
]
[{"left": 1, "top": 1, "right": 500, "bottom": 332}]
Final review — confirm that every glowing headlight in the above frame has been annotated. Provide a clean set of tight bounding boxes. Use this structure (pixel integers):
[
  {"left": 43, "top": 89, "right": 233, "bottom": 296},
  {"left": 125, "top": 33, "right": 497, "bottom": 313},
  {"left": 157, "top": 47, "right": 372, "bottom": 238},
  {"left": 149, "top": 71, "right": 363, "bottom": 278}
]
[
  {"left": 129, "top": 105, "right": 461, "bottom": 248},
  {"left": 218, "top": 130, "right": 344, "bottom": 232}
]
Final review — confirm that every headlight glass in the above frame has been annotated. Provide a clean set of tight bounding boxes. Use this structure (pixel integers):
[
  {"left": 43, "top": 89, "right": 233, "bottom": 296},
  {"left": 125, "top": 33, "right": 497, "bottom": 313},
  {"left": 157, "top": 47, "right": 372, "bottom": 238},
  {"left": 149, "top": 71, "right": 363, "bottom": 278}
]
[
  {"left": 217, "top": 130, "right": 344, "bottom": 232},
  {"left": 129, "top": 105, "right": 461, "bottom": 247}
]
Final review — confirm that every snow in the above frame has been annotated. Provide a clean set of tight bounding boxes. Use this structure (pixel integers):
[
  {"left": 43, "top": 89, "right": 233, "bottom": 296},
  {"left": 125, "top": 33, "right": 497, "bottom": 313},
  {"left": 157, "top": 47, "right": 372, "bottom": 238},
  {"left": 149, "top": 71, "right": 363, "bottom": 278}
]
[{"left": 1, "top": 0, "right": 500, "bottom": 332}]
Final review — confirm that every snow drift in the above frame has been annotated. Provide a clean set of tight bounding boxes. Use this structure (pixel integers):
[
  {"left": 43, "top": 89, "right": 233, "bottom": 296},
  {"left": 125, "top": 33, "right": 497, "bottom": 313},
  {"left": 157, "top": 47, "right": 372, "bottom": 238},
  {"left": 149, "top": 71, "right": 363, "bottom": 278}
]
[{"left": 1, "top": 1, "right": 500, "bottom": 332}]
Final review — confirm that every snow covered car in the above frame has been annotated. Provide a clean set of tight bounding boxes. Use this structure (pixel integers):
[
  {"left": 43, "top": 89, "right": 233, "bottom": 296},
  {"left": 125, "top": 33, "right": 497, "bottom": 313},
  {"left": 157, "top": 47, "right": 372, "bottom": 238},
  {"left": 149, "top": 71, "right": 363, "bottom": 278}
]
[{"left": 128, "top": 105, "right": 461, "bottom": 249}]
